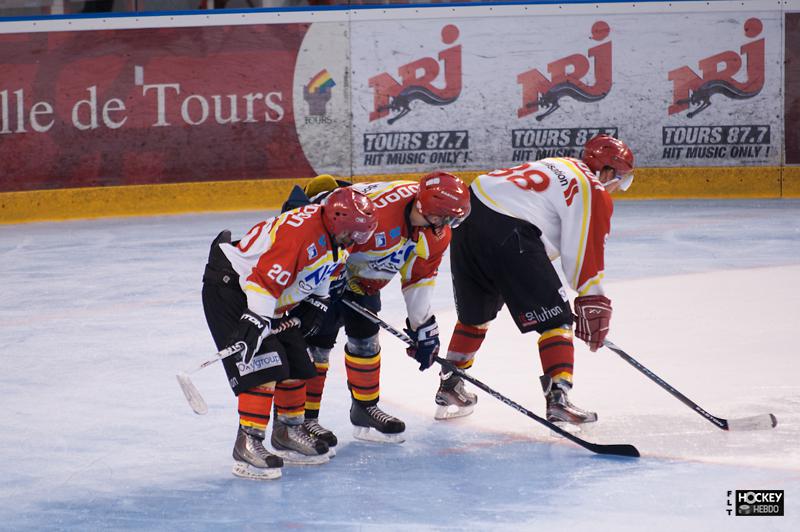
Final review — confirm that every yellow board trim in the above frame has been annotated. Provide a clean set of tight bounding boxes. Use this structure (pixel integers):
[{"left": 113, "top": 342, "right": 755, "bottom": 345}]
[
  {"left": 783, "top": 166, "right": 800, "bottom": 198},
  {"left": 0, "top": 167, "right": 789, "bottom": 225}
]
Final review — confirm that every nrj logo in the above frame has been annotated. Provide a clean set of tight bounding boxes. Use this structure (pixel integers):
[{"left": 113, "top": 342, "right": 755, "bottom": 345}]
[
  {"left": 369, "top": 24, "right": 462, "bottom": 125},
  {"left": 304, "top": 69, "right": 336, "bottom": 116},
  {"left": 517, "top": 21, "right": 612, "bottom": 121},
  {"left": 668, "top": 18, "right": 764, "bottom": 118}
]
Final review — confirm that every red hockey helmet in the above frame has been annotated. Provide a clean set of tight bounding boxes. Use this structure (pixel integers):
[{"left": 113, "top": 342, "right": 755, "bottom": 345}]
[
  {"left": 415, "top": 171, "right": 471, "bottom": 228},
  {"left": 582, "top": 134, "right": 635, "bottom": 191},
  {"left": 322, "top": 188, "right": 378, "bottom": 245}
]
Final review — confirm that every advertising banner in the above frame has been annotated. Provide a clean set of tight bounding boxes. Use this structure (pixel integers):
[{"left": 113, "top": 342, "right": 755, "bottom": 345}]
[
  {"left": 0, "top": 22, "right": 350, "bottom": 192},
  {"left": 350, "top": 10, "right": 782, "bottom": 174},
  {"left": 786, "top": 12, "right": 800, "bottom": 164}
]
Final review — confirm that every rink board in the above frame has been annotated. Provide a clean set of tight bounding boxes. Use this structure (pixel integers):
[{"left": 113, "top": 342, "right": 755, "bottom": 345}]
[{"left": 0, "top": 1, "right": 798, "bottom": 221}]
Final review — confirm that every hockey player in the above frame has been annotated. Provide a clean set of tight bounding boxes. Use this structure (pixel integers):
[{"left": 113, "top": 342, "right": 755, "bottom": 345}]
[
  {"left": 434, "top": 134, "right": 634, "bottom": 425},
  {"left": 288, "top": 173, "right": 470, "bottom": 445},
  {"left": 201, "top": 187, "right": 378, "bottom": 480}
]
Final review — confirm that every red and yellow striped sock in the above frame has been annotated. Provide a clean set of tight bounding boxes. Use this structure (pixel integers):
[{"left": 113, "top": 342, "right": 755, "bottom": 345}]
[
  {"left": 238, "top": 382, "right": 275, "bottom": 431},
  {"left": 274, "top": 379, "right": 306, "bottom": 424},
  {"left": 538, "top": 328, "right": 574, "bottom": 386},
  {"left": 345, "top": 347, "right": 380, "bottom": 405},
  {"left": 305, "top": 362, "right": 329, "bottom": 419},
  {"left": 445, "top": 321, "right": 488, "bottom": 370}
]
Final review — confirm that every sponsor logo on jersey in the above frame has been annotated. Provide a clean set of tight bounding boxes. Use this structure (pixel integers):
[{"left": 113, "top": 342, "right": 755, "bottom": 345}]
[
  {"left": 369, "top": 24, "right": 462, "bottom": 125},
  {"left": 389, "top": 227, "right": 402, "bottom": 239},
  {"left": 669, "top": 18, "right": 764, "bottom": 118},
  {"left": 301, "top": 261, "right": 339, "bottom": 288},
  {"left": 307, "top": 243, "right": 318, "bottom": 259},
  {"left": 519, "top": 305, "right": 565, "bottom": 327},
  {"left": 543, "top": 160, "right": 581, "bottom": 206},
  {"left": 299, "top": 280, "right": 314, "bottom": 293},
  {"left": 368, "top": 242, "right": 416, "bottom": 273},
  {"left": 237, "top": 351, "right": 282, "bottom": 376},
  {"left": 518, "top": 21, "right": 612, "bottom": 122},
  {"left": 374, "top": 232, "right": 387, "bottom": 247},
  {"left": 318, "top": 236, "right": 327, "bottom": 247}
]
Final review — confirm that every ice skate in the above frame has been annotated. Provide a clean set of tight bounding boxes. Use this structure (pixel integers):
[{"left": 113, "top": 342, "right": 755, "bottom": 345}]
[
  {"left": 303, "top": 418, "right": 338, "bottom": 458},
  {"left": 434, "top": 371, "right": 478, "bottom": 420},
  {"left": 231, "top": 425, "right": 283, "bottom": 480},
  {"left": 350, "top": 401, "right": 406, "bottom": 443},
  {"left": 271, "top": 418, "right": 330, "bottom": 465},
  {"left": 541, "top": 375, "right": 598, "bottom": 430}
]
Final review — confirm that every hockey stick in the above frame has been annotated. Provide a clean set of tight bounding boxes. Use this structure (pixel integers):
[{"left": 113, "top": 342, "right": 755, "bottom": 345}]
[
  {"left": 603, "top": 339, "right": 777, "bottom": 431},
  {"left": 342, "top": 299, "right": 640, "bottom": 458},
  {"left": 177, "top": 317, "right": 300, "bottom": 415}
]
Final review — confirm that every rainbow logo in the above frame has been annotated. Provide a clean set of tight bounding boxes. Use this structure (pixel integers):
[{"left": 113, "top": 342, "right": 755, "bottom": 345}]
[{"left": 307, "top": 69, "right": 336, "bottom": 94}]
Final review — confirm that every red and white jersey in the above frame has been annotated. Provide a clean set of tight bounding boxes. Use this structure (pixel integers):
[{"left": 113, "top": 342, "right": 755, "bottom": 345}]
[
  {"left": 471, "top": 158, "right": 613, "bottom": 296},
  {"left": 347, "top": 181, "right": 451, "bottom": 329},
  {"left": 219, "top": 204, "right": 345, "bottom": 318}
]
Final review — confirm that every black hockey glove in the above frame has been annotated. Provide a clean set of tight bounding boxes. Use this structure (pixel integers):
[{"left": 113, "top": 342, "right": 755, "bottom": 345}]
[
  {"left": 229, "top": 309, "right": 272, "bottom": 365},
  {"left": 328, "top": 275, "right": 348, "bottom": 302},
  {"left": 291, "top": 295, "right": 331, "bottom": 337},
  {"left": 404, "top": 315, "right": 440, "bottom": 371}
]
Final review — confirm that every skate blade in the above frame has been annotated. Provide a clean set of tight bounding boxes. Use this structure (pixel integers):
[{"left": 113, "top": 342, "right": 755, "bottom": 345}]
[
  {"left": 549, "top": 421, "right": 584, "bottom": 438},
  {"left": 548, "top": 418, "right": 597, "bottom": 438},
  {"left": 232, "top": 461, "right": 282, "bottom": 480},
  {"left": 352, "top": 426, "right": 406, "bottom": 444},
  {"left": 434, "top": 404, "right": 475, "bottom": 420},
  {"left": 270, "top": 448, "right": 330, "bottom": 465}
]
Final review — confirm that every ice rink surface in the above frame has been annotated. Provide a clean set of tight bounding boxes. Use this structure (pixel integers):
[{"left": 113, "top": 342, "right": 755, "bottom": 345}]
[{"left": 1, "top": 199, "right": 799, "bottom": 531}]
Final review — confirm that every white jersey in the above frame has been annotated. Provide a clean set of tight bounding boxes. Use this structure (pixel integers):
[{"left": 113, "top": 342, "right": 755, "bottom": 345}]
[{"left": 470, "top": 157, "right": 614, "bottom": 296}]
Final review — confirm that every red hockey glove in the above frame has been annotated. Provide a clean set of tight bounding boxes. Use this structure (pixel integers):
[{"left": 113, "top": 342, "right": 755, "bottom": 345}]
[
  {"left": 348, "top": 277, "right": 387, "bottom": 296},
  {"left": 574, "top": 295, "right": 612, "bottom": 352}
]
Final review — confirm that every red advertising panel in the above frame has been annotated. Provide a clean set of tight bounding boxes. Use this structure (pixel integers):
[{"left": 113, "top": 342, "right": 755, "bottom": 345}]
[
  {"left": 787, "top": 13, "right": 800, "bottom": 164},
  {"left": 0, "top": 24, "right": 315, "bottom": 192}
]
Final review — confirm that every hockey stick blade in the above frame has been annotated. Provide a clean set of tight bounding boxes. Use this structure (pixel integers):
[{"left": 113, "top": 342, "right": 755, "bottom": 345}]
[
  {"left": 724, "top": 414, "right": 778, "bottom": 431},
  {"left": 338, "top": 300, "right": 639, "bottom": 457},
  {"left": 177, "top": 317, "right": 300, "bottom": 415},
  {"left": 177, "top": 371, "right": 208, "bottom": 415},
  {"left": 436, "top": 357, "right": 640, "bottom": 458},
  {"left": 603, "top": 340, "right": 777, "bottom": 432}
]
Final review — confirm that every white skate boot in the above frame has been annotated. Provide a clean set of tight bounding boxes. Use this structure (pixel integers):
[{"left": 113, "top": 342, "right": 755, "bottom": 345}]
[
  {"left": 541, "top": 375, "right": 598, "bottom": 427},
  {"left": 271, "top": 418, "right": 330, "bottom": 465},
  {"left": 232, "top": 425, "right": 283, "bottom": 480},
  {"left": 434, "top": 371, "right": 478, "bottom": 420}
]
